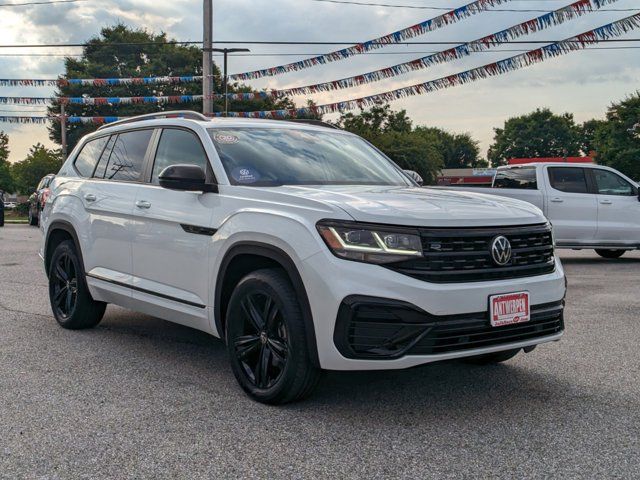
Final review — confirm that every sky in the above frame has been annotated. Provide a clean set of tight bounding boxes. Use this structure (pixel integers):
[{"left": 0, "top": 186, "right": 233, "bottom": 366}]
[{"left": 0, "top": 0, "right": 639, "bottom": 162}]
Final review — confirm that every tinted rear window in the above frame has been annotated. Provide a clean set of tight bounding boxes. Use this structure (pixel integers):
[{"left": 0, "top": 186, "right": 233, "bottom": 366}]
[
  {"left": 493, "top": 168, "right": 537, "bottom": 189},
  {"left": 548, "top": 167, "right": 589, "bottom": 194},
  {"left": 96, "top": 130, "right": 153, "bottom": 182},
  {"left": 74, "top": 136, "right": 109, "bottom": 177}
]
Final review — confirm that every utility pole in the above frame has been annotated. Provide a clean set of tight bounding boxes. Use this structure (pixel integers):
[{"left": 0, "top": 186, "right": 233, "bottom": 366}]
[
  {"left": 211, "top": 48, "right": 250, "bottom": 116},
  {"left": 60, "top": 103, "right": 67, "bottom": 159},
  {"left": 202, "top": 0, "right": 213, "bottom": 116}
]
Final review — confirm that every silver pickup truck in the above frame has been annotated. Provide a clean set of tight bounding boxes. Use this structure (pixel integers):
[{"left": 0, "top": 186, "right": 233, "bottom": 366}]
[{"left": 439, "top": 163, "right": 640, "bottom": 259}]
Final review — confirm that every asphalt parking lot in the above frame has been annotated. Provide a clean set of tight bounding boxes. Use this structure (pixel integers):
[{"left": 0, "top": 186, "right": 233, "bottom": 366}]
[{"left": 0, "top": 224, "right": 638, "bottom": 479}]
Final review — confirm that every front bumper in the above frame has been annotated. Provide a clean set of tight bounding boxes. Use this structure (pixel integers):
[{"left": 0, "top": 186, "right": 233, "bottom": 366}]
[{"left": 301, "top": 250, "right": 566, "bottom": 370}]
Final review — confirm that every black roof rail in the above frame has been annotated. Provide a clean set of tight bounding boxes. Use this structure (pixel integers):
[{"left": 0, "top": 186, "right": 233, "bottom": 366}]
[
  {"left": 97, "top": 110, "right": 209, "bottom": 130},
  {"left": 283, "top": 119, "right": 341, "bottom": 130}
]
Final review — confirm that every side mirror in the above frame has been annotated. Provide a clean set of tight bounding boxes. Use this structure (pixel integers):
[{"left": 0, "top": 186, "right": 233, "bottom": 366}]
[
  {"left": 404, "top": 170, "right": 424, "bottom": 186},
  {"left": 158, "top": 164, "right": 217, "bottom": 193}
]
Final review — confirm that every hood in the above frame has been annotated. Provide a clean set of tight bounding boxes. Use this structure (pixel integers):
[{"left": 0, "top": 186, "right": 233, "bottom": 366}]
[{"left": 267, "top": 185, "right": 546, "bottom": 227}]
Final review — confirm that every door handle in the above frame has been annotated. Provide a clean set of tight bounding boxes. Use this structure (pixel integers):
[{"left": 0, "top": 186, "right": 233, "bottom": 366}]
[
  {"left": 135, "top": 200, "right": 151, "bottom": 209},
  {"left": 84, "top": 193, "right": 96, "bottom": 202},
  {"left": 600, "top": 199, "right": 613, "bottom": 205},
  {"left": 550, "top": 198, "right": 564, "bottom": 203}
]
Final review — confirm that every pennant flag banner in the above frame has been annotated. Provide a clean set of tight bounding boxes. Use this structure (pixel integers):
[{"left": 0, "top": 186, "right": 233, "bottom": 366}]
[
  {"left": 214, "top": 14, "right": 640, "bottom": 119},
  {"left": 59, "top": 95, "right": 203, "bottom": 105},
  {"left": 0, "top": 76, "right": 203, "bottom": 87},
  {"left": 264, "top": 0, "right": 619, "bottom": 98},
  {"left": 67, "top": 116, "right": 125, "bottom": 124},
  {"left": 0, "top": 97, "right": 50, "bottom": 105},
  {"left": 0, "top": 79, "right": 58, "bottom": 87},
  {"left": 228, "top": 0, "right": 511, "bottom": 81},
  {"left": 0, "top": 116, "right": 49, "bottom": 124},
  {"left": 60, "top": 75, "right": 203, "bottom": 86}
]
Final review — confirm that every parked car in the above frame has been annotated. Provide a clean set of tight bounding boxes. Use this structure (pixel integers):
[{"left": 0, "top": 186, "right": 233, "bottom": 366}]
[
  {"left": 28, "top": 174, "right": 55, "bottom": 226},
  {"left": 440, "top": 163, "right": 640, "bottom": 259},
  {"left": 40, "top": 111, "right": 566, "bottom": 404}
]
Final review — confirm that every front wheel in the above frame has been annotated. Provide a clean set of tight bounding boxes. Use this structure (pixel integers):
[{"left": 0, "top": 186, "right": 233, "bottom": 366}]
[
  {"left": 226, "top": 268, "right": 320, "bottom": 404},
  {"left": 595, "top": 249, "right": 626, "bottom": 259},
  {"left": 48, "top": 240, "right": 106, "bottom": 329}
]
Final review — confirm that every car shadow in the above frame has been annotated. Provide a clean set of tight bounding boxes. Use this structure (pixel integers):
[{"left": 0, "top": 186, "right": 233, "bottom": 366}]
[{"left": 85, "top": 307, "right": 585, "bottom": 420}]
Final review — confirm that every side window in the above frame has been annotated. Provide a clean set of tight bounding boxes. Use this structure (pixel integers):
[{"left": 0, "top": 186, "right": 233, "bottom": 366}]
[
  {"left": 493, "top": 168, "right": 537, "bottom": 189},
  {"left": 99, "top": 130, "right": 153, "bottom": 182},
  {"left": 73, "top": 136, "right": 109, "bottom": 177},
  {"left": 92, "top": 136, "right": 116, "bottom": 179},
  {"left": 548, "top": 167, "right": 589, "bottom": 194},
  {"left": 151, "top": 129, "right": 209, "bottom": 184},
  {"left": 593, "top": 169, "right": 635, "bottom": 196}
]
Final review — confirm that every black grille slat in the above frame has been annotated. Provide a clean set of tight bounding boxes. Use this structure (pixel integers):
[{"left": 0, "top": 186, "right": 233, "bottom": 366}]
[{"left": 391, "top": 224, "right": 555, "bottom": 283}]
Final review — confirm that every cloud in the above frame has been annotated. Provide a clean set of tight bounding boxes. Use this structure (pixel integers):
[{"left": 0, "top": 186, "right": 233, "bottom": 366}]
[{"left": 0, "top": 0, "right": 639, "bottom": 161}]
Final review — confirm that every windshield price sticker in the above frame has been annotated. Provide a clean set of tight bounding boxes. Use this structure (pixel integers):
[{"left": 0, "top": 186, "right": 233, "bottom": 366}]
[{"left": 490, "top": 291, "right": 530, "bottom": 327}]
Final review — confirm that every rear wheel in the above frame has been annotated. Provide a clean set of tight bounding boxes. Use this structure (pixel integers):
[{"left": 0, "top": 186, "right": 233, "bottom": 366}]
[
  {"left": 28, "top": 207, "right": 38, "bottom": 226},
  {"left": 226, "top": 268, "right": 320, "bottom": 404},
  {"left": 48, "top": 240, "right": 106, "bottom": 329},
  {"left": 464, "top": 348, "right": 521, "bottom": 365},
  {"left": 595, "top": 249, "right": 625, "bottom": 259}
]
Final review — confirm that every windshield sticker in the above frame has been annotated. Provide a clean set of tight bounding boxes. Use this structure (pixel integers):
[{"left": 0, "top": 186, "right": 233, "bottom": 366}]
[
  {"left": 214, "top": 133, "right": 239, "bottom": 145},
  {"left": 231, "top": 167, "right": 260, "bottom": 184}
]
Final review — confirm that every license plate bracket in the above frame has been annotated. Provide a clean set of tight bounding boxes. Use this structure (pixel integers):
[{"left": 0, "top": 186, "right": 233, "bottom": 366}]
[{"left": 489, "top": 291, "right": 530, "bottom": 327}]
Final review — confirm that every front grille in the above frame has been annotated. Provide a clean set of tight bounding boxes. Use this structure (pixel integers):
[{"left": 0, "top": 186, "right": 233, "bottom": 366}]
[
  {"left": 388, "top": 223, "right": 555, "bottom": 283},
  {"left": 334, "top": 296, "right": 564, "bottom": 359}
]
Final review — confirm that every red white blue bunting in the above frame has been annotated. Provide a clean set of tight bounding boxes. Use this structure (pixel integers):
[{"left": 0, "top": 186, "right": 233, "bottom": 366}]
[
  {"left": 214, "top": 14, "right": 640, "bottom": 118},
  {"left": 0, "top": 97, "right": 50, "bottom": 105},
  {"left": 265, "top": 0, "right": 619, "bottom": 98},
  {"left": 0, "top": 76, "right": 202, "bottom": 87},
  {"left": 0, "top": 116, "right": 49, "bottom": 124},
  {"left": 228, "top": 0, "right": 511, "bottom": 81}
]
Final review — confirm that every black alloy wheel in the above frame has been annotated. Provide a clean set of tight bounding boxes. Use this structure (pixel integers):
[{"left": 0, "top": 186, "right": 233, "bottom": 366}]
[
  {"left": 51, "top": 252, "right": 78, "bottom": 320},
  {"left": 48, "top": 240, "right": 106, "bottom": 329},
  {"left": 226, "top": 268, "right": 320, "bottom": 404},
  {"left": 234, "top": 292, "right": 289, "bottom": 389},
  {"left": 595, "top": 249, "right": 626, "bottom": 259}
]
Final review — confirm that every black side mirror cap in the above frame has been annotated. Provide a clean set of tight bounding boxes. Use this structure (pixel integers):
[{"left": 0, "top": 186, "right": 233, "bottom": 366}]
[
  {"left": 158, "top": 164, "right": 218, "bottom": 193},
  {"left": 404, "top": 169, "right": 424, "bottom": 186}
]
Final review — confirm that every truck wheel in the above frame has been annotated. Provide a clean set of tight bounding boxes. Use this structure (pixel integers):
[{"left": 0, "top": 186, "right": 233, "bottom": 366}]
[
  {"left": 595, "top": 249, "right": 625, "bottom": 259},
  {"left": 48, "top": 240, "right": 106, "bottom": 329},
  {"left": 226, "top": 268, "right": 320, "bottom": 404},
  {"left": 463, "top": 348, "right": 521, "bottom": 365}
]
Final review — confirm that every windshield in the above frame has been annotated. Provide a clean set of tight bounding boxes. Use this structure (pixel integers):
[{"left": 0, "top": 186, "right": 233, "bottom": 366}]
[{"left": 208, "top": 128, "right": 411, "bottom": 187}]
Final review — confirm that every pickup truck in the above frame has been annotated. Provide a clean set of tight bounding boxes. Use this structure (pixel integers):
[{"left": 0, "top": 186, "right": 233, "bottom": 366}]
[{"left": 440, "top": 163, "right": 640, "bottom": 258}]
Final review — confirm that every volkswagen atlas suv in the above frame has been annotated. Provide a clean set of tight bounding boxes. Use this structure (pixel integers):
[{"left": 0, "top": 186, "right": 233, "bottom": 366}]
[{"left": 40, "top": 111, "right": 566, "bottom": 404}]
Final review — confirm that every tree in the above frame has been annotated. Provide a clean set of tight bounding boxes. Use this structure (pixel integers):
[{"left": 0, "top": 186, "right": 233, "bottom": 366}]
[
  {"left": 414, "top": 127, "right": 485, "bottom": 168},
  {"left": 488, "top": 108, "right": 581, "bottom": 166},
  {"left": 592, "top": 92, "right": 640, "bottom": 180},
  {"left": 578, "top": 119, "right": 606, "bottom": 157},
  {"left": 337, "top": 105, "right": 444, "bottom": 183},
  {"left": 48, "top": 24, "right": 296, "bottom": 152},
  {"left": 0, "top": 131, "right": 14, "bottom": 194},
  {"left": 11, "top": 144, "right": 63, "bottom": 194}
]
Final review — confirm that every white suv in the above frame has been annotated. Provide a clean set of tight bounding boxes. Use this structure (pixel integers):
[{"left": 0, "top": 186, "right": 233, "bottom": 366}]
[{"left": 40, "top": 111, "right": 566, "bottom": 404}]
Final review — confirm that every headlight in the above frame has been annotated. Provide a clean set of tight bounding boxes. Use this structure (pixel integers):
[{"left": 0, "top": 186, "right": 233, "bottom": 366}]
[{"left": 316, "top": 220, "right": 423, "bottom": 264}]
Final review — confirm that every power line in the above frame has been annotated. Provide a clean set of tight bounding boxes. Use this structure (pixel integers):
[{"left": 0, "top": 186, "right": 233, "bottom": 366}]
[
  {"left": 308, "top": 0, "right": 637, "bottom": 11},
  {"left": 2, "top": 45, "right": 640, "bottom": 59},
  {"left": 1, "top": 38, "right": 640, "bottom": 49},
  {"left": 0, "top": 0, "right": 87, "bottom": 7}
]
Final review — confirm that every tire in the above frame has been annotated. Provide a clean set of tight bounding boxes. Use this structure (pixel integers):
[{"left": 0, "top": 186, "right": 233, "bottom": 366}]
[
  {"left": 28, "top": 208, "right": 38, "bottom": 226},
  {"left": 463, "top": 348, "right": 521, "bottom": 365},
  {"left": 595, "top": 249, "right": 626, "bottom": 259},
  {"left": 48, "top": 240, "right": 106, "bottom": 329},
  {"left": 225, "top": 268, "right": 320, "bottom": 404}
]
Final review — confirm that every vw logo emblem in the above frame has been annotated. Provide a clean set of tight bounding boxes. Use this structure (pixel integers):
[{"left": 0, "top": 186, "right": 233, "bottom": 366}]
[{"left": 490, "top": 236, "right": 512, "bottom": 266}]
